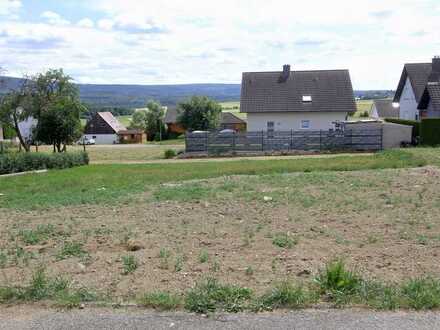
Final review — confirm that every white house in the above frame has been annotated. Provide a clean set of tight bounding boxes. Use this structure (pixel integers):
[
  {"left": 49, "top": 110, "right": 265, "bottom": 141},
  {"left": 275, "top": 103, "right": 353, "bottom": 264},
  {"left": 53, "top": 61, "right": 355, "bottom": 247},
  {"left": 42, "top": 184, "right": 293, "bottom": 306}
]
[
  {"left": 371, "top": 99, "right": 400, "bottom": 119},
  {"left": 83, "top": 112, "right": 127, "bottom": 144},
  {"left": 18, "top": 116, "right": 37, "bottom": 142},
  {"left": 240, "top": 65, "right": 356, "bottom": 131},
  {"left": 393, "top": 57, "right": 440, "bottom": 120},
  {"left": 0, "top": 116, "right": 37, "bottom": 143}
]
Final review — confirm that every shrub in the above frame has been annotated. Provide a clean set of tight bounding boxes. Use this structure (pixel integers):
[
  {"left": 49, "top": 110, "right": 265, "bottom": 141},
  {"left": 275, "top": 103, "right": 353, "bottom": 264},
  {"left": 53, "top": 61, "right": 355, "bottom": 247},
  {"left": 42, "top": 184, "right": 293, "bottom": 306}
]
[
  {"left": 19, "top": 224, "right": 55, "bottom": 245},
  {"left": 139, "top": 292, "right": 182, "bottom": 311},
  {"left": 56, "top": 242, "right": 88, "bottom": 260},
  {"left": 272, "top": 233, "right": 297, "bottom": 249},
  {"left": 0, "top": 151, "right": 88, "bottom": 175},
  {"left": 164, "top": 149, "right": 176, "bottom": 159},
  {"left": 199, "top": 250, "right": 209, "bottom": 263},
  {"left": 401, "top": 278, "right": 440, "bottom": 310},
  {"left": 185, "top": 277, "right": 253, "bottom": 313},
  {"left": 420, "top": 118, "right": 440, "bottom": 146},
  {"left": 315, "top": 260, "right": 361, "bottom": 296},
  {"left": 384, "top": 118, "right": 420, "bottom": 144},
  {"left": 359, "top": 110, "right": 369, "bottom": 118},
  {"left": 356, "top": 280, "right": 401, "bottom": 310},
  {"left": 0, "top": 268, "right": 96, "bottom": 307},
  {"left": 122, "top": 255, "right": 138, "bottom": 274},
  {"left": 255, "top": 282, "right": 316, "bottom": 311}
]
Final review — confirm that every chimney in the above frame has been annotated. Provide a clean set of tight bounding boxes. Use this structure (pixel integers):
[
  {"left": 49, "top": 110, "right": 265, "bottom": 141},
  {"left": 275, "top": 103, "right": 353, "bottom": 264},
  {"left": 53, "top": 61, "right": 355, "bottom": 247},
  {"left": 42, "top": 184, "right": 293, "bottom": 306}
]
[
  {"left": 429, "top": 56, "right": 440, "bottom": 82},
  {"left": 278, "top": 64, "right": 291, "bottom": 83},
  {"left": 433, "top": 56, "right": 440, "bottom": 73}
]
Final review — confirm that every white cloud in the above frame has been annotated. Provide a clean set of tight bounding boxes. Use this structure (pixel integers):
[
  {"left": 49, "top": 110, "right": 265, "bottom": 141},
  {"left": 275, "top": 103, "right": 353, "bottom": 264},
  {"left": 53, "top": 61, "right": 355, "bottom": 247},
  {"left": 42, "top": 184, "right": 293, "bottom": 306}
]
[
  {"left": 1, "top": 0, "right": 440, "bottom": 88},
  {"left": 77, "top": 18, "right": 94, "bottom": 28},
  {"left": 97, "top": 18, "right": 114, "bottom": 30},
  {"left": 41, "top": 11, "right": 70, "bottom": 26},
  {"left": 0, "top": 0, "right": 21, "bottom": 16}
]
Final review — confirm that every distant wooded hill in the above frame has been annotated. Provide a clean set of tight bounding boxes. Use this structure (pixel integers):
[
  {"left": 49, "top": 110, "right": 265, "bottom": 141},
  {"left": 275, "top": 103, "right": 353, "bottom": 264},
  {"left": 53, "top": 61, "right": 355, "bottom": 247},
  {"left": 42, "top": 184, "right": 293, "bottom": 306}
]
[{"left": 0, "top": 76, "right": 394, "bottom": 109}]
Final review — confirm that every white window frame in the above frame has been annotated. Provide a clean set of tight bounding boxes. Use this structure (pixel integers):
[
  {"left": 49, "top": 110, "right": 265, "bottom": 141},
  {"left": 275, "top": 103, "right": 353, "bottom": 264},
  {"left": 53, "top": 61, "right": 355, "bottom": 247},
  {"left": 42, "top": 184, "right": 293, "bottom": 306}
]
[{"left": 300, "top": 120, "right": 310, "bottom": 129}]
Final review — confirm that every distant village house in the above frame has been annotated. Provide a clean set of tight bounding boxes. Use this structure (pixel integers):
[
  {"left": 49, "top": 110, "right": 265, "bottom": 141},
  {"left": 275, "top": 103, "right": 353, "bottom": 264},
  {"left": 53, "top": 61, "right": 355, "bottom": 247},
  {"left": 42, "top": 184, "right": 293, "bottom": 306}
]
[
  {"left": 240, "top": 65, "right": 356, "bottom": 131},
  {"left": 84, "top": 112, "right": 144, "bottom": 144},
  {"left": 371, "top": 99, "right": 400, "bottom": 119},
  {"left": 164, "top": 108, "right": 246, "bottom": 133},
  {"left": 394, "top": 56, "right": 440, "bottom": 120}
]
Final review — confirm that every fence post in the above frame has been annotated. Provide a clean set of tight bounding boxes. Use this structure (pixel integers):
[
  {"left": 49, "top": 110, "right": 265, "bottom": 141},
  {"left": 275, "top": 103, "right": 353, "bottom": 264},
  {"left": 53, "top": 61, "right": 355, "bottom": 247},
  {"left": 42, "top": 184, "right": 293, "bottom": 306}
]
[
  {"left": 380, "top": 126, "right": 384, "bottom": 150},
  {"left": 261, "top": 130, "right": 264, "bottom": 152},
  {"left": 290, "top": 129, "right": 293, "bottom": 150},
  {"left": 350, "top": 129, "right": 353, "bottom": 150},
  {"left": 232, "top": 131, "right": 236, "bottom": 154},
  {"left": 319, "top": 130, "right": 322, "bottom": 151},
  {"left": 205, "top": 132, "right": 209, "bottom": 153}
]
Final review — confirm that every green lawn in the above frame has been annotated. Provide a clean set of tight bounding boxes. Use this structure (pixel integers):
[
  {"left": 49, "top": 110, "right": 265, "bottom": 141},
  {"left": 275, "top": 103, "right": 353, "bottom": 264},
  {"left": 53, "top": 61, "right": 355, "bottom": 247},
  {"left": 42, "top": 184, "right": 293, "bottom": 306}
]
[
  {"left": 349, "top": 100, "right": 374, "bottom": 118},
  {"left": 0, "top": 150, "right": 426, "bottom": 209},
  {"left": 36, "top": 145, "right": 184, "bottom": 163},
  {"left": 117, "top": 115, "right": 132, "bottom": 127},
  {"left": 220, "top": 101, "right": 246, "bottom": 120}
]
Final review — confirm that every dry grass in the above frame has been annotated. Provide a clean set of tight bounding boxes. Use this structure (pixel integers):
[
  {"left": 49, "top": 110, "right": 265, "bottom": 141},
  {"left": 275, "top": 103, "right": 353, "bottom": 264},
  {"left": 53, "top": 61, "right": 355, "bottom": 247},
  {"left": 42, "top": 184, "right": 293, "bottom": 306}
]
[
  {"left": 34, "top": 144, "right": 184, "bottom": 163},
  {"left": 1, "top": 166, "right": 440, "bottom": 301}
]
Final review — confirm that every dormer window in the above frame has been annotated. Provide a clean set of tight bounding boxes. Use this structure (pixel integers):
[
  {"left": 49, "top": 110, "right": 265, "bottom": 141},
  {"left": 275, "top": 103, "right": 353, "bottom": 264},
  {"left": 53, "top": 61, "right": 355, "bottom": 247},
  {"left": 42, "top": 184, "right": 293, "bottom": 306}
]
[{"left": 302, "top": 95, "right": 312, "bottom": 102}]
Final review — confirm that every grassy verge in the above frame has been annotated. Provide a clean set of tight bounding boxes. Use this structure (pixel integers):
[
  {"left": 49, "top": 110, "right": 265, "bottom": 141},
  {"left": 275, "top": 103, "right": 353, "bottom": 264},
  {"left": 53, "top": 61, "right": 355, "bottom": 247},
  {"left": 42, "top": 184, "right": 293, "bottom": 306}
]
[
  {"left": 0, "top": 150, "right": 426, "bottom": 209},
  {"left": 4, "top": 261, "right": 439, "bottom": 312},
  {"left": 138, "top": 260, "right": 440, "bottom": 313},
  {"left": 0, "top": 268, "right": 96, "bottom": 309}
]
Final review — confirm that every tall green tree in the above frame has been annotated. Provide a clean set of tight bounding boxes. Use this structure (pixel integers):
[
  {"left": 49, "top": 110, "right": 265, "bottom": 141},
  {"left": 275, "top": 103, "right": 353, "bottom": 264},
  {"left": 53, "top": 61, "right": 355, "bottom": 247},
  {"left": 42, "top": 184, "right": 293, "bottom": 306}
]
[
  {"left": 0, "top": 69, "right": 85, "bottom": 152},
  {"left": 34, "top": 98, "right": 85, "bottom": 152},
  {"left": 176, "top": 96, "right": 221, "bottom": 131},
  {"left": 144, "top": 100, "right": 165, "bottom": 141},
  {"left": 129, "top": 110, "right": 148, "bottom": 132},
  {"left": 129, "top": 101, "right": 165, "bottom": 141},
  {"left": 0, "top": 87, "right": 32, "bottom": 151}
]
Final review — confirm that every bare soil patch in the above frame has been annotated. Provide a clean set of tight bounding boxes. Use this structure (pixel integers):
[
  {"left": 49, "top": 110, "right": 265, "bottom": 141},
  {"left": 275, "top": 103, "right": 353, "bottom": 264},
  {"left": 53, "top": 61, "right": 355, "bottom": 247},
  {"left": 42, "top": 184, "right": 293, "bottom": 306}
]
[{"left": 1, "top": 166, "right": 440, "bottom": 300}]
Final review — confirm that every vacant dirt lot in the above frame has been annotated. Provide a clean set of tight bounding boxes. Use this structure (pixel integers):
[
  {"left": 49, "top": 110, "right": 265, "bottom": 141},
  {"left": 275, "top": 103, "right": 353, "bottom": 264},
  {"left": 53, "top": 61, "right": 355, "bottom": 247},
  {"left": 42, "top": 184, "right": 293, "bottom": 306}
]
[{"left": 1, "top": 166, "right": 440, "bottom": 300}]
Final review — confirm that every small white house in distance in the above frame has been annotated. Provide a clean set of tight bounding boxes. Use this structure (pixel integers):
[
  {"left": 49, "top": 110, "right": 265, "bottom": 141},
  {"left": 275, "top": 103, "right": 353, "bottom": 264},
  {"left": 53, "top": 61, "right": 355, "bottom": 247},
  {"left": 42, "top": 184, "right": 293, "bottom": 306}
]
[
  {"left": 18, "top": 116, "right": 37, "bottom": 142},
  {"left": 393, "top": 57, "right": 440, "bottom": 120},
  {"left": 371, "top": 99, "right": 400, "bottom": 119},
  {"left": 240, "top": 65, "right": 357, "bottom": 131},
  {"left": 83, "top": 112, "right": 127, "bottom": 144}
]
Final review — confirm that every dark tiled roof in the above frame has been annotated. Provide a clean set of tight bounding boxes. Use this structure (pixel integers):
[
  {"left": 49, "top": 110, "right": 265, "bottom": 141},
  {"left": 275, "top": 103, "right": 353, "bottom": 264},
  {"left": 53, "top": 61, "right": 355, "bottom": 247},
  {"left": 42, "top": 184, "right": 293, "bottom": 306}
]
[
  {"left": 98, "top": 112, "right": 126, "bottom": 132},
  {"left": 165, "top": 108, "right": 246, "bottom": 124},
  {"left": 220, "top": 112, "right": 245, "bottom": 124},
  {"left": 240, "top": 69, "right": 356, "bottom": 113},
  {"left": 394, "top": 63, "right": 432, "bottom": 103},
  {"left": 164, "top": 107, "right": 178, "bottom": 124},
  {"left": 372, "top": 99, "right": 399, "bottom": 118},
  {"left": 418, "top": 82, "right": 440, "bottom": 111}
]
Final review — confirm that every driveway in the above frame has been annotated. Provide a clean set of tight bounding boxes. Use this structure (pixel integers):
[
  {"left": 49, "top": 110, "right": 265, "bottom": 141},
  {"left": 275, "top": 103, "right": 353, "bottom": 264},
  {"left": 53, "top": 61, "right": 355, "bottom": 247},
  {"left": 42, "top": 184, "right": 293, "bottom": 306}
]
[{"left": 1, "top": 307, "right": 440, "bottom": 330}]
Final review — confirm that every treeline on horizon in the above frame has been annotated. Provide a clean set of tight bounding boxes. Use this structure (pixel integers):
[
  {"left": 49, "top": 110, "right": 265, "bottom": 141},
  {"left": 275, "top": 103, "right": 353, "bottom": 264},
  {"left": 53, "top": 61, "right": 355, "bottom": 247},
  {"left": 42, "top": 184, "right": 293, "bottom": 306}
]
[{"left": 1, "top": 76, "right": 394, "bottom": 113}]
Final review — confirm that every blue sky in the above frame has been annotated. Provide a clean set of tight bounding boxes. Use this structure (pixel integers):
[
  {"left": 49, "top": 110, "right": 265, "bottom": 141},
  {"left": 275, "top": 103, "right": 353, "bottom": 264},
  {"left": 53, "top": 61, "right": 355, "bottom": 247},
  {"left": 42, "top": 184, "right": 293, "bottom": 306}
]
[{"left": 1, "top": 0, "right": 440, "bottom": 89}]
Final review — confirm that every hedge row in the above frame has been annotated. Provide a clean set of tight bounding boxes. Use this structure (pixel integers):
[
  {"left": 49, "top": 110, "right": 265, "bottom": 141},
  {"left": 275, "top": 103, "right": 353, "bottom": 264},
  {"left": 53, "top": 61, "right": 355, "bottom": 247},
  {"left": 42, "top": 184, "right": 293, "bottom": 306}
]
[
  {"left": 421, "top": 118, "right": 440, "bottom": 146},
  {"left": 384, "top": 118, "right": 420, "bottom": 143},
  {"left": 0, "top": 152, "right": 89, "bottom": 175}
]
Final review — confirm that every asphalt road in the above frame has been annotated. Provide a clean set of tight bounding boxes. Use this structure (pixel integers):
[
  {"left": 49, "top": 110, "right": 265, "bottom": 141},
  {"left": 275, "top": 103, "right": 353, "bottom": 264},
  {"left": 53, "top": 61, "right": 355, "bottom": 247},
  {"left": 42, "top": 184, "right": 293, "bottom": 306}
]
[{"left": 1, "top": 307, "right": 440, "bottom": 330}]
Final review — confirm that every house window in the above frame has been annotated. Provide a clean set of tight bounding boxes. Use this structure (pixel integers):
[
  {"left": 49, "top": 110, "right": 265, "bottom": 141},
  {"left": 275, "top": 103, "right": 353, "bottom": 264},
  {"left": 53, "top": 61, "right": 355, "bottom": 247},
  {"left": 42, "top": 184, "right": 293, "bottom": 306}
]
[
  {"left": 267, "top": 121, "right": 274, "bottom": 137},
  {"left": 302, "top": 95, "right": 312, "bottom": 102},
  {"left": 301, "top": 120, "right": 310, "bottom": 129}
]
